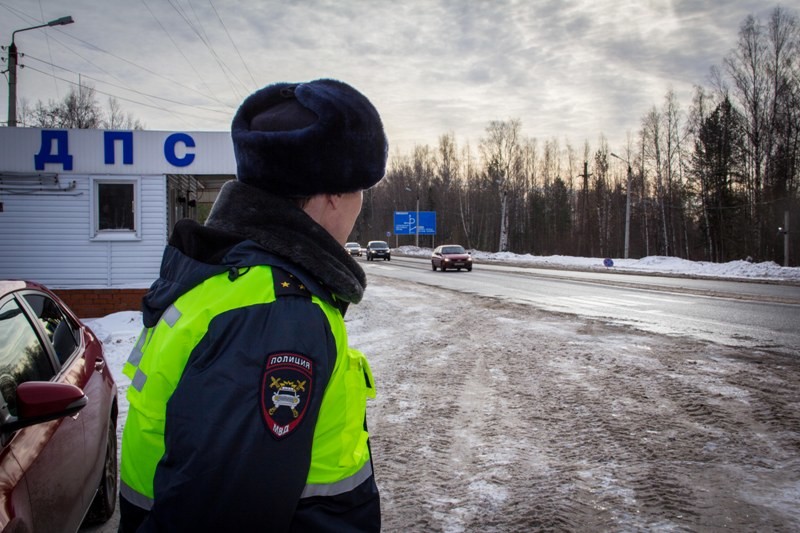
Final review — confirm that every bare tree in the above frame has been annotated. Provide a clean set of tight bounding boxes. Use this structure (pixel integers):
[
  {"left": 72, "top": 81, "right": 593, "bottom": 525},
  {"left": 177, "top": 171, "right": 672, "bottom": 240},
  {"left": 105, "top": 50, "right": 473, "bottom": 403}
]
[
  {"left": 457, "top": 142, "right": 477, "bottom": 249},
  {"left": 642, "top": 106, "right": 669, "bottom": 255},
  {"left": 663, "top": 88, "right": 690, "bottom": 257},
  {"left": 24, "top": 84, "right": 143, "bottom": 131},
  {"left": 104, "top": 97, "right": 144, "bottom": 130},
  {"left": 725, "top": 14, "right": 769, "bottom": 253},
  {"left": 480, "top": 119, "right": 522, "bottom": 252},
  {"left": 59, "top": 85, "right": 103, "bottom": 128},
  {"left": 29, "top": 99, "right": 62, "bottom": 128}
]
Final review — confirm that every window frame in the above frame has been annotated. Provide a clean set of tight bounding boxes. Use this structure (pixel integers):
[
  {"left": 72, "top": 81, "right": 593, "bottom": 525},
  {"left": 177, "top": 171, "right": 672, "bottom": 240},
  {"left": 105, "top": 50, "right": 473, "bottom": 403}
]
[
  {"left": 13, "top": 290, "right": 75, "bottom": 373},
  {"left": 0, "top": 293, "right": 60, "bottom": 415},
  {"left": 89, "top": 176, "right": 142, "bottom": 241},
  {"left": 20, "top": 292, "right": 81, "bottom": 366}
]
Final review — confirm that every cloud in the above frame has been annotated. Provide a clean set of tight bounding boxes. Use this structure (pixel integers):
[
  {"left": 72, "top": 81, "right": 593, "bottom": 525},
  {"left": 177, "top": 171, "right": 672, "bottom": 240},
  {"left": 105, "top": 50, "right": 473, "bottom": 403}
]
[{"left": 0, "top": 0, "right": 783, "bottom": 153}]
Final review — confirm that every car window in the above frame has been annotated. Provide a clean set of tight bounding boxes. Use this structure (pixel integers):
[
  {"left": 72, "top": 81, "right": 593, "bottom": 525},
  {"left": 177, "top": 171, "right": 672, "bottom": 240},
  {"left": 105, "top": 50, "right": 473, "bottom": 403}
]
[
  {"left": 443, "top": 246, "right": 465, "bottom": 254},
  {"left": 0, "top": 298, "right": 56, "bottom": 416},
  {"left": 23, "top": 293, "right": 78, "bottom": 365}
]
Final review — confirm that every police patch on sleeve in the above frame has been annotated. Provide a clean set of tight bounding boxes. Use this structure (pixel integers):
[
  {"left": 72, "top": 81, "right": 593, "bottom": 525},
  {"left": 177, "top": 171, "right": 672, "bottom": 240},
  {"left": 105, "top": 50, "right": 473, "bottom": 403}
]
[{"left": 261, "top": 352, "right": 314, "bottom": 440}]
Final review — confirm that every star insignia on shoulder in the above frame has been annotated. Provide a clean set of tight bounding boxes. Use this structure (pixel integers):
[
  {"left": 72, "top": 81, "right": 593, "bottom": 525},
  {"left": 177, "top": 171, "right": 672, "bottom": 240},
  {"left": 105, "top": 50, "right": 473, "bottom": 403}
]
[{"left": 273, "top": 267, "right": 311, "bottom": 298}]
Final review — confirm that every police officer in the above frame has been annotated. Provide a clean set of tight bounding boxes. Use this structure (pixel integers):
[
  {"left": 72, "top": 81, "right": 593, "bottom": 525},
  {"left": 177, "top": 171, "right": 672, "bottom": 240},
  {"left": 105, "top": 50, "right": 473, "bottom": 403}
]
[{"left": 118, "top": 79, "right": 387, "bottom": 532}]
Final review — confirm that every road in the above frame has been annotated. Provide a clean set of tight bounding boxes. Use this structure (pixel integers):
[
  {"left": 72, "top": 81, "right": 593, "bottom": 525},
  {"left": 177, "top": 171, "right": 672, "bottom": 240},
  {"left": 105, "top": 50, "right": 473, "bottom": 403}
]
[{"left": 363, "top": 255, "right": 800, "bottom": 357}]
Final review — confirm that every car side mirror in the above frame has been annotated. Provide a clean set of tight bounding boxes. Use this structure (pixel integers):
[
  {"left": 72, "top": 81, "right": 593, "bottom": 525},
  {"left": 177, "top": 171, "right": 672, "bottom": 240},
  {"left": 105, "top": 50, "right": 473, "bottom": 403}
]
[{"left": 2, "top": 381, "right": 87, "bottom": 434}]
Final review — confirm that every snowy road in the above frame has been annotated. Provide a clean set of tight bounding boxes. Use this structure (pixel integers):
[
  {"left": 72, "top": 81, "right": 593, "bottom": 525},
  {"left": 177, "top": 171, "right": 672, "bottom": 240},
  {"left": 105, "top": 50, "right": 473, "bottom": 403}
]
[
  {"left": 365, "top": 256, "right": 800, "bottom": 356},
  {"left": 82, "top": 270, "right": 800, "bottom": 532},
  {"left": 356, "top": 275, "right": 800, "bottom": 532}
]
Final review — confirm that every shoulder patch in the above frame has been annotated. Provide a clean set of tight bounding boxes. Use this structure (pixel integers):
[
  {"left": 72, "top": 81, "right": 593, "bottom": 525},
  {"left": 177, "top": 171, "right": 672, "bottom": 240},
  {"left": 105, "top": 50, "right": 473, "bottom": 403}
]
[
  {"left": 272, "top": 268, "right": 311, "bottom": 298},
  {"left": 260, "top": 352, "right": 314, "bottom": 439}
]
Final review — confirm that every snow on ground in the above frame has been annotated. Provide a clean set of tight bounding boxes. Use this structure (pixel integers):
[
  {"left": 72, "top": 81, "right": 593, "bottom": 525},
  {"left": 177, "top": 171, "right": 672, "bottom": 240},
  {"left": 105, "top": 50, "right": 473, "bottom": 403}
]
[{"left": 82, "top": 252, "right": 800, "bottom": 531}]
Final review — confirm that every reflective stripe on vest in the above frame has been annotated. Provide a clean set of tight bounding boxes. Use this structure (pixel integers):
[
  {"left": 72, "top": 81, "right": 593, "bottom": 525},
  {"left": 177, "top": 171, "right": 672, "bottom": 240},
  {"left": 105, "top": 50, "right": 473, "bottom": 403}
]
[
  {"left": 120, "top": 479, "right": 154, "bottom": 510},
  {"left": 119, "top": 265, "right": 375, "bottom": 509},
  {"left": 301, "top": 459, "right": 373, "bottom": 498},
  {"left": 127, "top": 327, "right": 148, "bottom": 366}
]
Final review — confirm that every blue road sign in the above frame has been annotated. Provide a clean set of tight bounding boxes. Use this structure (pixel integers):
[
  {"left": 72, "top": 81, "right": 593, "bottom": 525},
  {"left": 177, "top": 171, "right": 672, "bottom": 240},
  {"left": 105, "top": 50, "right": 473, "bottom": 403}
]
[{"left": 394, "top": 211, "right": 436, "bottom": 235}]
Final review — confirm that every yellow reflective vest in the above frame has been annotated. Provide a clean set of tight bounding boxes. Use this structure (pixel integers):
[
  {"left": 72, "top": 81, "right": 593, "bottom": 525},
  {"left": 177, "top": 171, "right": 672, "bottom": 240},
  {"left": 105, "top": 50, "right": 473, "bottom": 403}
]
[{"left": 119, "top": 264, "right": 376, "bottom": 529}]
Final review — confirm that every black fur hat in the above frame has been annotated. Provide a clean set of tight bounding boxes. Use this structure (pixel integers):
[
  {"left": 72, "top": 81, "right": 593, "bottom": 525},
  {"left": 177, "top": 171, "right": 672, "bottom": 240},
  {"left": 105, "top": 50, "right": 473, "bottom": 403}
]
[{"left": 231, "top": 79, "right": 388, "bottom": 197}]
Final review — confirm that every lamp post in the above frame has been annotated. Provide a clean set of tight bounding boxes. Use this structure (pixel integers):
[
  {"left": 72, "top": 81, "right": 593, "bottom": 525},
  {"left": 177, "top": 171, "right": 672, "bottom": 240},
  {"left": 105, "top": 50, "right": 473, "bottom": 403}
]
[
  {"left": 7, "top": 15, "right": 74, "bottom": 127},
  {"left": 404, "top": 186, "right": 420, "bottom": 247},
  {"left": 610, "top": 152, "right": 632, "bottom": 259}
]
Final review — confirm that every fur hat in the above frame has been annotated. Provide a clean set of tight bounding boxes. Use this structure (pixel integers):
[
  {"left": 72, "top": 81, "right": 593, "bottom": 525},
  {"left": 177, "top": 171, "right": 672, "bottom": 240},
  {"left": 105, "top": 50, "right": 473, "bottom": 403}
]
[{"left": 231, "top": 79, "right": 388, "bottom": 197}]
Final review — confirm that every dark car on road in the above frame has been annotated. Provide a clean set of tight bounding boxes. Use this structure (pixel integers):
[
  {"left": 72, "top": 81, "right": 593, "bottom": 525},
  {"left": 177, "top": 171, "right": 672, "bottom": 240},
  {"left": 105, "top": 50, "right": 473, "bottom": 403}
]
[
  {"left": 366, "top": 241, "right": 391, "bottom": 261},
  {"left": 432, "top": 244, "right": 473, "bottom": 271},
  {"left": 345, "top": 242, "right": 362, "bottom": 256},
  {"left": 0, "top": 280, "right": 118, "bottom": 532}
]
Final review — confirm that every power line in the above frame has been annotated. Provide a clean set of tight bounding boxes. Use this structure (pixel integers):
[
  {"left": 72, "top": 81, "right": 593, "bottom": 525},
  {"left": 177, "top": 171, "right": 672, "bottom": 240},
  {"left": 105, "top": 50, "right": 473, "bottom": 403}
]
[
  {"left": 166, "top": 0, "right": 248, "bottom": 101},
  {"left": 36, "top": 0, "right": 60, "bottom": 99},
  {"left": 15, "top": 34, "right": 214, "bottom": 128},
  {"left": 2, "top": 0, "right": 243, "bottom": 125},
  {"left": 139, "top": 0, "right": 228, "bottom": 106},
  {"left": 50, "top": 30, "right": 232, "bottom": 108},
  {"left": 21, "top": 64, "right": 228, "bottom": 122},
  {"left": 209, "top": 0, "right": 258, "bottom": 89},
  {"left": 23, "top": 54, "right": 231, "bottom": 114},
  {"left": 4, "top": 1, "right": 235, "bottom": 109}
]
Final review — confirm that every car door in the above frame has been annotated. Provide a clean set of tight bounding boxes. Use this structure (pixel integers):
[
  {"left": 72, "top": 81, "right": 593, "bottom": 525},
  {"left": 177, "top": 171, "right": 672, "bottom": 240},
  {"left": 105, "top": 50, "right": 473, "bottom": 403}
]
[
  {"left": 432, "top": 247, "right": 442, "bottom": 267},
  {"left": 0, "top": 292, "right": 88, "bottom": 532}
]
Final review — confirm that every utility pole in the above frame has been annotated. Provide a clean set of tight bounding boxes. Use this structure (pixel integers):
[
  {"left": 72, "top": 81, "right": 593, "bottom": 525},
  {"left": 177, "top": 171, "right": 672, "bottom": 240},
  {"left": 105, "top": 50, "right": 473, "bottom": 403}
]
[
  {"left": 7, "top": 41, "right": 18, "bottom": 126},
  {"left": 7, "top": 16, "right": 74, "bottom": 127},
  {"left": 577, "top": 161, "right": 592, "bottom": 257}
]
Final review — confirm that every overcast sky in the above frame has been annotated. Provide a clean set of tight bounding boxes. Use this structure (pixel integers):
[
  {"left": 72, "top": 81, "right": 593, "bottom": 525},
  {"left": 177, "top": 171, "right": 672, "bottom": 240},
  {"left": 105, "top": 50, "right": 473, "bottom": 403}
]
[{"left": 0, "top": 0, "right": 782, "bottom": 155}]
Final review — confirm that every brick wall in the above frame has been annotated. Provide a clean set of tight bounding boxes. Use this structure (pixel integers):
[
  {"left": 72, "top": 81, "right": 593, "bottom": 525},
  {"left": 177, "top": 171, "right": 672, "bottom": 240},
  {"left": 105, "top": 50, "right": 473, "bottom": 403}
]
[{"left": 54, "top": 288, "right": 147, "bottom": 319}]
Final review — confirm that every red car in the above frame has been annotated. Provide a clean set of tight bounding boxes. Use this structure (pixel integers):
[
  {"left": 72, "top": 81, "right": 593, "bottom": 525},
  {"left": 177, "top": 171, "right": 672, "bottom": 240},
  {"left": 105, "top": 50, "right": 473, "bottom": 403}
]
[
  {"left": 431, "top": 244, "right": 473, "bottom": 272},
  {"left": 0, "top": 280, "right": 118, "bottom": 531}
]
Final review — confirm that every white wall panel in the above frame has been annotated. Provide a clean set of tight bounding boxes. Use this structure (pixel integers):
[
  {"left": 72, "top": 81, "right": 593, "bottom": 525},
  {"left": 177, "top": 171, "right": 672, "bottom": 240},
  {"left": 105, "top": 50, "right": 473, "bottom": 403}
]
[{"left": 0, "top": 174, "right": 167, "bottom": 288}]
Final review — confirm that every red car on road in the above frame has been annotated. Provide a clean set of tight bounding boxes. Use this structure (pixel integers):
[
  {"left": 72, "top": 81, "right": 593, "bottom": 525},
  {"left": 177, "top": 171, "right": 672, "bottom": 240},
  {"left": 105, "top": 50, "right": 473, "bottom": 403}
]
[
  {"left": 431, "top": 244, "right": 473, "bottom": 272},
  {"left": 0, "top": 280, "right": 118, "bottom": 531}
]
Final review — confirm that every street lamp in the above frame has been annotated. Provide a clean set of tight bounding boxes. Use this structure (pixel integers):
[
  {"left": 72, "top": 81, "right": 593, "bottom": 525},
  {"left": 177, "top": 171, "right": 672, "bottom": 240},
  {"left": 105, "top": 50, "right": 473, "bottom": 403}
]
[
  {"left": 7, "top": 15, "right": 74, "bottom": 127},
  {"left": 610, "top": 152, "right": 632, "bottom": 259},
  {"left": 404, "top": 186, "right": 420, "bottom": 247}
]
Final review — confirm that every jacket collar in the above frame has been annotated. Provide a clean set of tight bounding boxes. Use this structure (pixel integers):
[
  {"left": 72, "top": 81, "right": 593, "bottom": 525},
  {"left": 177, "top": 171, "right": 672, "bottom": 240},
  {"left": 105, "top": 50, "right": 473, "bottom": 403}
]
[{"left": 204, "top": 180, "right": 367, "bottom": 304}]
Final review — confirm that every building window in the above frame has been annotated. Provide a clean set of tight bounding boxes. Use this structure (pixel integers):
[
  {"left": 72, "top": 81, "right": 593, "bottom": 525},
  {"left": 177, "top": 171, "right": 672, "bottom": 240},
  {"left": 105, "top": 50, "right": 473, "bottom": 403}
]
[{"left": 91, "top": 178, "right": 140, "bottom": 240}]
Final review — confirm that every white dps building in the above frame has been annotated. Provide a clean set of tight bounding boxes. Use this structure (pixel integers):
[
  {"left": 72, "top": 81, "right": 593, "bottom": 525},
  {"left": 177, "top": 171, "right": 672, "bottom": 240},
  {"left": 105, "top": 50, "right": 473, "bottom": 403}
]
[{"left": 0, "top": 127, "right": 236, "bottom": 316}]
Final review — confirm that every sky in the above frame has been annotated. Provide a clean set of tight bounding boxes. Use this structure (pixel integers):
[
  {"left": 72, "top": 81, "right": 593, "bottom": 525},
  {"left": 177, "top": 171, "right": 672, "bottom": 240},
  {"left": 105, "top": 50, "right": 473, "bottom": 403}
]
[{"left": 1, "top": 0, "right": 782, "bottom": 155}]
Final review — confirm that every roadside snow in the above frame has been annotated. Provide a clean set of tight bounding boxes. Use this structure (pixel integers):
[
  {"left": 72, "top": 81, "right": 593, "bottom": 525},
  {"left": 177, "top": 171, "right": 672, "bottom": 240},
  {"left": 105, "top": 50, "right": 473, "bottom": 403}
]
[{"left": 396, "top": 247, "right": 800, "bottom": 282}]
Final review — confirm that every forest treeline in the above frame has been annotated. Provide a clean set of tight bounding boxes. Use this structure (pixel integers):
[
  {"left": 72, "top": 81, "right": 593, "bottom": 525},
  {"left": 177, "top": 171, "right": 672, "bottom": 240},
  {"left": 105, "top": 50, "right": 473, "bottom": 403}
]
[{"left": 355, "top": 6, "right": 799, "bottom": 266}]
